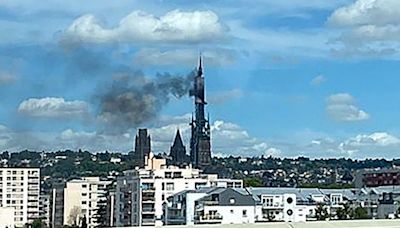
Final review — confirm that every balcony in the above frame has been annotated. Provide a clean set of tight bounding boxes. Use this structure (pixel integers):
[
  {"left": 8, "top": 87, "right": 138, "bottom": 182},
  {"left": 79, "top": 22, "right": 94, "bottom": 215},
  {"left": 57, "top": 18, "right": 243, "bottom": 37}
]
[
  {"left": 202, "top": 201, "right": 219, "bottom": 206},
  {"left": 142, "top": 187, "right": 155, "bottom": 192},
  {"left": 142, "top": 194, "right": 155, "bottom": 203},
  {"left": 195, "top": 214, "right": 223, "bottom": 224},
  {"left": 165, "top": 215, "right": 186, "bottom": 225},
  {"left": 141, "top": 218, "right": 156, "bottom": 226}
]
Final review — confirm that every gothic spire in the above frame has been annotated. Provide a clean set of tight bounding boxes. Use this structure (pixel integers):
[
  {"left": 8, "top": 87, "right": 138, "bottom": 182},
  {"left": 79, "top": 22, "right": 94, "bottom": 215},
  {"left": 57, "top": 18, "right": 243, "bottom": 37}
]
[
  {"left": 173, "top": 129, "right": 184, "bottom": 147},
  {"left": 198, "top": 53, "right": 203, "bottom": 75}
]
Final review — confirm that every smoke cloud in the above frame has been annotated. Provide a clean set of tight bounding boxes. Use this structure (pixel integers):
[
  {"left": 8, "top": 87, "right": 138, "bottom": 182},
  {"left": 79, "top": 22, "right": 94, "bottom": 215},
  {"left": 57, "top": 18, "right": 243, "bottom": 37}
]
[{"left": 96, "top": 70, "right": 195, "bottom": 133}]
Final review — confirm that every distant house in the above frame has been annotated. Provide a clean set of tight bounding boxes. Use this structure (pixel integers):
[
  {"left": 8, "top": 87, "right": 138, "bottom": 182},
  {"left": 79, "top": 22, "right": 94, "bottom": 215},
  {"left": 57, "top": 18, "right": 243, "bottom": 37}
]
[{"left": 110, "top": 157, "right": 121, "bottom": 164}]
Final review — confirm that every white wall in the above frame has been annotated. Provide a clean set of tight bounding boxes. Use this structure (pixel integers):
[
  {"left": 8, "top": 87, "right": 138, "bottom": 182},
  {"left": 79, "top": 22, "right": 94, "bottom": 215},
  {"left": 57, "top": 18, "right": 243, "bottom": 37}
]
[
  {"left": 0, "top": 207, "right": 15, "bottom": 228},
  {"left": 204, "top": 205, "right": 255, "bottom": 224},
  {"left": 186, "top": 193, "right": 207, "bottom": 225}
]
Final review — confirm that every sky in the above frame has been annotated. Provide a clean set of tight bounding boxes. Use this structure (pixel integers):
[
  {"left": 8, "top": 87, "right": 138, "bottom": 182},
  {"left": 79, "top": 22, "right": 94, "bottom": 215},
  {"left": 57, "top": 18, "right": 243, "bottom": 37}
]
[{"left": 1, "top": 0, "right": 400, "bottom": 159}]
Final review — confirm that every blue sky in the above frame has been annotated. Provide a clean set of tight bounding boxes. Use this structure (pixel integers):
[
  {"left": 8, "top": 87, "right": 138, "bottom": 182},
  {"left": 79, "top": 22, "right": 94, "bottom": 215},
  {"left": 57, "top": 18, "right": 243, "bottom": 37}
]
[{"left": 1, "top": 0, "right": 400, "bottom": 159}]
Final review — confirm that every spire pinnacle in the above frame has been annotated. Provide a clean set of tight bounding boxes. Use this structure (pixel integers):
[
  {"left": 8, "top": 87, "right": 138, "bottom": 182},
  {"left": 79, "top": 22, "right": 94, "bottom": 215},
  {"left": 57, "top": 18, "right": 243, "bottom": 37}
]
[{"left": 198, "top": 53, "right": 203, "bottom": 75}]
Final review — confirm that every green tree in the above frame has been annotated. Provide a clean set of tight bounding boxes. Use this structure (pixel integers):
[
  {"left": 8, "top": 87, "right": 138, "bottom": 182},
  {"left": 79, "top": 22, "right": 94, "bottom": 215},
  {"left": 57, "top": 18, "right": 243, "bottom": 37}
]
[
  {"left": 336, "top": 203, "right": 353, "bottom": 220},
  {"left": 243, "top": 177, "right": 263, "bottom": 187},
  {"left": 31, "top": 219, "right": 45, "bottom": 228},
  {"left": 315, "top": 204, "right": 330, "bottom": 220},
  {"left": 354, "top": 207, "right": 369, "bottom": 219}
]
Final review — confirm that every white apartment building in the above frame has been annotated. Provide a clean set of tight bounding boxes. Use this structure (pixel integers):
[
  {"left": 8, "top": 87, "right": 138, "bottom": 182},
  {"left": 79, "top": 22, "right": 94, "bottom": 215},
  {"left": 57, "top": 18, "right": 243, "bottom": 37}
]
[
  {"left": 115, "top": 152, "right": 242, "bottom": 227},
  {"left": 0, "top": 168, "right": 40, "bottom": 227},
  {"left": 63, "top": 177, "right": 111, "bottom": 228}
]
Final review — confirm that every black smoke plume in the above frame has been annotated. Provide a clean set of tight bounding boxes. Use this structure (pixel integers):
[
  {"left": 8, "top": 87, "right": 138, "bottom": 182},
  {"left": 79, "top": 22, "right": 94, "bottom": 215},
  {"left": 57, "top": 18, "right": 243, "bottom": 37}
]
[{"left": 96, "top": 70, "right": 195, "bottom": 133}]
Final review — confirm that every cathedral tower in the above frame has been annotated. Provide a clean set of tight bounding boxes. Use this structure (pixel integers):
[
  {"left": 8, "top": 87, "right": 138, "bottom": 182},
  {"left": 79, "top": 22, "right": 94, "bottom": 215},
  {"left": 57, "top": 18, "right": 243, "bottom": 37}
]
[{"left": 189, "top": 55, "right": 211, "bottom": 167}]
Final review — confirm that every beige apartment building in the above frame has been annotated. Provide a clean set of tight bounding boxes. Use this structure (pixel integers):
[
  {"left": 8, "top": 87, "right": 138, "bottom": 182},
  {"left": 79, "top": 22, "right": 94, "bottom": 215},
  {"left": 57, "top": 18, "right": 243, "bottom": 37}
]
[{"left": 63, "top": 177, "right": 111, "bottom": 228}]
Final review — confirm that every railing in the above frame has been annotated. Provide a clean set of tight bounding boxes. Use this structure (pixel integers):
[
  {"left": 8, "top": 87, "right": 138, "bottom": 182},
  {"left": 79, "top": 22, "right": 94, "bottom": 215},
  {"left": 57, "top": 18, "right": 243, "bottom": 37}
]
[
  {"left": 202, "top": 201, "right": 219, "bottom": 206},
  {"left": 262, "top": 203, "right": 284, "bottom": 208},
  {"left": 195, "top": 214, "right": 223, "bottom": 224},
  {"left": 142, "top": 197, "right": 155, "bottom": 202},
  {"left": 141, "top": 218, "right": 156, "bottom": 225},
  {"left": 142, "top": 187, "right": 156, "bottom": 192},
  {"left": 142, "top": 208, "right": 155, "bottom": 213}
]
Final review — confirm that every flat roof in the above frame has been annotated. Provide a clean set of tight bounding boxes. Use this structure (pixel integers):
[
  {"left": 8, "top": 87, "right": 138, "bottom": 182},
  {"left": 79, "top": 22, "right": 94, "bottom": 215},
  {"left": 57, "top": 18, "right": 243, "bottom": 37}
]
[{"left": 157, "top": 219, "right": 400, "bottom": 228}]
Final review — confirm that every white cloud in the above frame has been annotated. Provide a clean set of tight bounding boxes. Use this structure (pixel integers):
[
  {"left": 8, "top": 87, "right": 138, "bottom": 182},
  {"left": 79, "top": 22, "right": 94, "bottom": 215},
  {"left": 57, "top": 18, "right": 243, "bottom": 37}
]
[
  {"left": 64, "top": 10, "right": 227, "bottom": 44},
  {"left": 133, "top": 48, "right": 236, "bottom": 67},
  {"left": 18, "top": 97, "right": 89, "bottom": 118},
  {"left": 147, "top": 114, "right": 279, "bottom": 157},
  {"left": 310, "top": 75, "right": 326, "bottom": 86},
  {"left": 328, "top": 0, "right": 400, "bottom": 57},
  {"left": 326, "top": 93, "right": 370, "bottom": 122},
  {"left": 328, "top": 0, "right": 400, "bottom": 27},
  {"left": 339, "top": 132, "right": 400, "bottom": 156},
  {"left": 0, "top": 72, "right": 16, "bottom": 85}
]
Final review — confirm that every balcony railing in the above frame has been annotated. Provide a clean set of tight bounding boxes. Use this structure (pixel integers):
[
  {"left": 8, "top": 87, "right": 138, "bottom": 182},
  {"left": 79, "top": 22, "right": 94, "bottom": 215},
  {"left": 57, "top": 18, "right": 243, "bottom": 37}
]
[
  {"left": 262, "top": 203, "right": 284, "bottom": 208},
  {"left": 202, "top": 201, "right": 219, "bottom": 206},
  {"left": 142, "top": 208, "right": 155, "bottom": 213},
  {"left": 141, "top": 218, "right": 156, "bottom": 225},
  {"left": 142, "top": 197, "right": 155, "bottom": 203},
  {"left": 195, "top": 214, "right": 223, "bottom": 224}
]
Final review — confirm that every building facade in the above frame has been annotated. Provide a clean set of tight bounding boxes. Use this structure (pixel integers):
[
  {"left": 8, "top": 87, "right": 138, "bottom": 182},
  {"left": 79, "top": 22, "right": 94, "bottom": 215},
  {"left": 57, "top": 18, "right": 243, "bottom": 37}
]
[
  {"left": 115, "top": 152, "right": 242, "bottom": 226},
  {"left": 0, "top": 168, "right": 40, "bottom": 227},
  {"left": 39, "top": 194, "right": 50, "bottom": 227},
  {"left": 50, "top": 181, "right": 65, "bottom": 228},
  {"left": 63, "top": 177, "right": 111, "bottom": 228},
  {"left": 355, "top": 168, "right": 400, "bottom": 188}
]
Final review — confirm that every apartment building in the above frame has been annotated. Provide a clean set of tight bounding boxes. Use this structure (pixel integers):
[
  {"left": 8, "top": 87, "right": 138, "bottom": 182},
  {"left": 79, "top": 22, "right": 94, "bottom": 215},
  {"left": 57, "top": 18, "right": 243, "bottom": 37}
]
[
  {"left": 0, "top": 168, "right": 40, "bottom": 227},
  {"left": 39, "top": 194, "right": 50, "bottom": 226},
  {"left": 63, "top": 177, "right": 111, "bottom": 228},
  {"left": 355, "top": 168, "right": 400, "bottom": 188},
  {"left": 115, "top": 152, "right": 242, "bottom": 226}
]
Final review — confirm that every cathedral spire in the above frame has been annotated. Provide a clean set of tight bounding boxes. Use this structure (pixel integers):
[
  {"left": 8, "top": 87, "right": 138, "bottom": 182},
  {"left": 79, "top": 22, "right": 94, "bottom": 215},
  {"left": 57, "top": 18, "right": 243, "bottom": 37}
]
[
  {"left": 170, "top": 129, "right": 187, "bottom": 164},
  {"left": 198, "top": 53, "right": 203, "bottom": 75},
  {"left": 173, "top": 129, "right": 184, "bottom": 148}
]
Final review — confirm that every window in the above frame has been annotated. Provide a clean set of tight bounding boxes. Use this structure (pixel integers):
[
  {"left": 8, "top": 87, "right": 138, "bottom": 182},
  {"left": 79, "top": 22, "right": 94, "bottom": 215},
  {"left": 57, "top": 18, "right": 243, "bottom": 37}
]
[
  {"left": 242, "top": 210, "right": 247, "bottom": 217},
  {"left": 166, "top": 183, "right": 174, "bottom": 191},
  {"left": 229, "top": 198, "right": 235, "bottom": 204},
  {"left": 173, "top": 172, "right": 182, "bottom": 178},
  {"left": 263, "top": 196, "right": 273, "bottom": 207}
]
